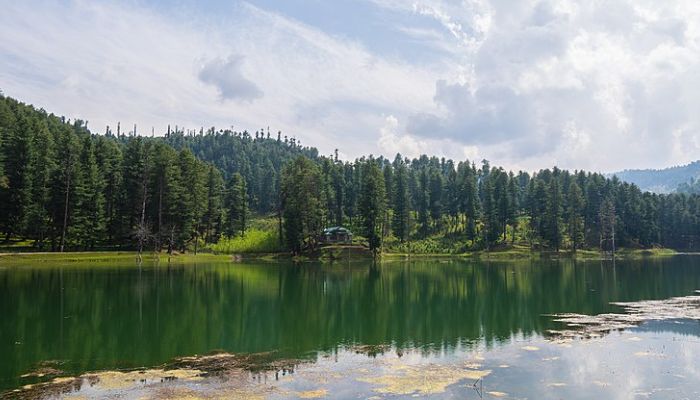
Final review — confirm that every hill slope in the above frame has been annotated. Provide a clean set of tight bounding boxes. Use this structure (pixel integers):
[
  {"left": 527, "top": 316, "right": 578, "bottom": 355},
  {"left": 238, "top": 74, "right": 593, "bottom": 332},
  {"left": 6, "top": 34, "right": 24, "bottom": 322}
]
[{"left": 611, "top": 161, "right": 700, "bottom": 193}]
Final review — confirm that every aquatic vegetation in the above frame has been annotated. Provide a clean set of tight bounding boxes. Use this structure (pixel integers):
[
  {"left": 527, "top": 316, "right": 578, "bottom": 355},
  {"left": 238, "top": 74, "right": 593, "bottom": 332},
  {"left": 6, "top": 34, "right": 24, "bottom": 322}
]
[
  {"left": 548, "top": 292, "right": 700, "bottom": 339},
  {"left": 8, "top": 368, "right": 203, "bottom": 399},
  {"left": 6, "top": 352, "right": 305, "bottom": 399},
  {"left": 297, "top": 388, "right": 328, "bottom": 398},
  {"left": 357, "top": 364, "right": 491, "bottom": 395}
]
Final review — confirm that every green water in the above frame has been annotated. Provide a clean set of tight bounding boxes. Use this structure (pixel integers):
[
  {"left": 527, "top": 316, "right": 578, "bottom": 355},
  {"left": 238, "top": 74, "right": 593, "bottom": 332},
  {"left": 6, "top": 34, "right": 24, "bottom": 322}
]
[{"left": 2, "top": 256, "right": 700, "bottom": 396}]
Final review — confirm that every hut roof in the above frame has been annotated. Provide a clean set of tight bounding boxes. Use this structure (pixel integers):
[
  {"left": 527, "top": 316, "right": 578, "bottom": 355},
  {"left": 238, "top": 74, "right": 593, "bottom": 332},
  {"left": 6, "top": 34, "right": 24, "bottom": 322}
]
[{"left": 323, "top": 226, "right": 352, "bottom": 235}]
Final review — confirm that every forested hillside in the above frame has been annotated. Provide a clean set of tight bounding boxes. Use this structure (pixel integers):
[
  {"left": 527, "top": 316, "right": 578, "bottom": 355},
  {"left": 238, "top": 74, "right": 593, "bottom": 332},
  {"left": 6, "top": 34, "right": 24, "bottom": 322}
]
[
  {"left": 0, "top": 95, "right": 242, "bottom": 252},
  {"left": 1, "top": 94, "right": 699, "bottom": 254},
  {"left": 612, "top": 161, "right": 700, "bottom": 194},
  {"left": 163, "top": 128, "right": 318, "bottom": 213},
  {"left": 677, "top": 178, "right": 700, "bottom": 195}
]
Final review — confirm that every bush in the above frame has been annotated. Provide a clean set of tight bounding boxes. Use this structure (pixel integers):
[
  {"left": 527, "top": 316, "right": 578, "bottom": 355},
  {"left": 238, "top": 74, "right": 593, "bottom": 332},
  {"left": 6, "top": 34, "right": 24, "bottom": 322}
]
[
  {"left": 384, "top": 236, "right": 469, "bottom": 254},
  {"left": 209, "top": 229, "right": 284, "bottom": 254}
]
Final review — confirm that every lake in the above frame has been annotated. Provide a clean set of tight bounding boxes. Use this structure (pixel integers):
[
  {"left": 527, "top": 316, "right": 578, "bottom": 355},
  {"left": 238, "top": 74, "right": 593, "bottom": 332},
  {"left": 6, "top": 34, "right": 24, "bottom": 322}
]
[{"left": 2, "top": 256, "right": 700, "bottom": 398}]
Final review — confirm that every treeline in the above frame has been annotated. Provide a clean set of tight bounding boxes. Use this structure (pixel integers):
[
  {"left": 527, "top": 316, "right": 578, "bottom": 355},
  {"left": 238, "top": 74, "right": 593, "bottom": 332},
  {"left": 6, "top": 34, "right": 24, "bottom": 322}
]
[
  {"left": 278, "top": 154, "right": 700, "bottom": 253},
  {"left": 1, "top": 93, "right": 699, "bottom": 254},
  {"left": 0, "top": 95, "right": 249, "bottom": 252}
]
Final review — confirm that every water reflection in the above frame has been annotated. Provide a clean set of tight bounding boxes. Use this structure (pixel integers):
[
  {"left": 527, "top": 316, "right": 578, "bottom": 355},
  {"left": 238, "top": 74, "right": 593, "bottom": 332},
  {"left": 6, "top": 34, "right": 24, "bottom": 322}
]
[{"left": 2, "top": 256, "right": 700, "bottom": 392}]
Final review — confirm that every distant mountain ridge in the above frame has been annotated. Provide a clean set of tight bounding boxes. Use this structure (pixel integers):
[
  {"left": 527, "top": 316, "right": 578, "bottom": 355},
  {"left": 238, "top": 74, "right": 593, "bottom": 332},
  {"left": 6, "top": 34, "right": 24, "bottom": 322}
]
[{"left": 611, "top": 161, "right": 700, "bottom": 193}]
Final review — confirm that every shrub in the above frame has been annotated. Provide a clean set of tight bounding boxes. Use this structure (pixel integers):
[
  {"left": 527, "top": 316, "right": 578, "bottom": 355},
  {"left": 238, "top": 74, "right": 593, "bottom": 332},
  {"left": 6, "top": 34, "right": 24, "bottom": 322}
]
[{"left": 209, "top": 229, "right": 284, "bottom": 254}]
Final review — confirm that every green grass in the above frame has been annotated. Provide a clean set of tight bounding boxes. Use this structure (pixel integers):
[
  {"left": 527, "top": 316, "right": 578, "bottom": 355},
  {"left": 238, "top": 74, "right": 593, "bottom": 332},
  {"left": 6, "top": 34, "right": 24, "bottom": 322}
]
[
  {"left": 382, "top": 242, "right": 679, "bottom": 261},
  {"left": 383, "top": 235, "right": 470, "bottom": 255},
  {"left": 0, "top": 251, "right": 233, "bottom": 266},
  {"left": 611, "top": 247, "right": 678, "bottom": 259},
  {"left": 209, "top": 229, "right": 284, "bottom": 254}
]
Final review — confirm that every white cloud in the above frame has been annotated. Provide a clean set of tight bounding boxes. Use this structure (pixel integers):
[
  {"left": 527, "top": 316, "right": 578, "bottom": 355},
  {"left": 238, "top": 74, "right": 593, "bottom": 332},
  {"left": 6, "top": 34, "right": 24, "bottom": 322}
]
[
  {"left": 198, "top": 55, "right": 263, "bottom": 102},
  {"left": 2, "top": 0, "right": 700, "bottom": 172},
  {"left": 0, "top": 0, "right": 439, "bottom": 158},
  {"left": 377, "top": 114, "right": 479, "bottom": 162},
  {"left": 400, "top": 0, "right": 700, "bottom": 172}
]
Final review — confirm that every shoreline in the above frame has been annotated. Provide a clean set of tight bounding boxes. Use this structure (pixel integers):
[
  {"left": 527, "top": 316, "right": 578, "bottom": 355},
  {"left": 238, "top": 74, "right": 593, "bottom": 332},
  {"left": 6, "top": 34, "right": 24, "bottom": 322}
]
[{"left": 0, "top": 247, "right": 684, "bottom": 265}]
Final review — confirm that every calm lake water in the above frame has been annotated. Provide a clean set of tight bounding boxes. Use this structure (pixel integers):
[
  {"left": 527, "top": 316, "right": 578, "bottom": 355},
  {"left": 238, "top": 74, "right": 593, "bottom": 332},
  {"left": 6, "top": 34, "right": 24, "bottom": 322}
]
[{"left": 2, "top": 256, "right": 700, "bottom": 398}]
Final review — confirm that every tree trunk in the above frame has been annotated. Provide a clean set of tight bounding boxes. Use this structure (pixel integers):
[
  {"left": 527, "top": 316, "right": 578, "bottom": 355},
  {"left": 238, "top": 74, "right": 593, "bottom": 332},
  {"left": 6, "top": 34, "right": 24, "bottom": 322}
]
[
  {"left": 59, "top": 171, "right": 71, "bottom": 253},
  {"left": 157, "top": 178, "right": 163, "bottom": 251},
  {"left": 277, "top": 205, "right": 283, "bottom": 245}
]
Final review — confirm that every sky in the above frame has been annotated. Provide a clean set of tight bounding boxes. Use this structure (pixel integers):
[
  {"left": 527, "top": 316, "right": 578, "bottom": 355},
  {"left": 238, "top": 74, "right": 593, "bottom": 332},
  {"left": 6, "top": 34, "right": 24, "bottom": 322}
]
[{"left": 1, "top": 0, "right": 700, "bottom": 173}]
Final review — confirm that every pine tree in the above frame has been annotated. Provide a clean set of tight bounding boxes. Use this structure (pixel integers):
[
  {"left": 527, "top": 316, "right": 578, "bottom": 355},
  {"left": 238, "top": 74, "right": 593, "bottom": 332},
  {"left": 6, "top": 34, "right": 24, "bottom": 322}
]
[
  {"left": 392, "top": 161, "right": 410, "bottom": 242},
  {"left": 330, "top": 161, "right": 345, "bottom": 226},
  {"left": 24, "top": 119, "right": 55, "bottom": 248},
  {"left": 417, "top": 168, "right": 430, "bottom": 239},
  {"left": 459, "top": 162, "right": 479, "bottom": 245},
  {"left": 72, "top": 135, "right": 106, "bottom": 249},
  {"left": 51, "top": 126, "right": 81, "bottom": 252},
  {"left": 599, "top": 197, "right": 616, "bottom": 254},
  {"left": 281, "top": 156, "right": 325, "bottom": 254},
  {"left": 428, "top": 168, "right": 443, "bottom": 233},
  {"left": 527, "top": 178, "right": 548, "bottom": 247},
  {"left": 567, "top": 181, "right": 585, "bottom": 252},
  {"left": 94, "top": 136, "right": 123, "bottom": 243},
  {"left": 177, "top": 148, "right": 206, "bottom": 253},
  {"left": 0, "top": 110, "right": 31, "bottom": 240},
  {"left": 150, "top": 142, "right": 179, "bottom": 250},
  {"left": 203, "top": 165, "right": 224, "bottom": 244},
  {"left": 0, "top": 97, "right": 9, "bottom": 193},
  {"left": 481, "top": 175, "right": 500, "bottom": 247},
  {"left": 506, "top": 172, "right": 519, "bottom": 243},
  {"left": 494, "top": 169, "right": 509, "bottom": 242},
  {"left": 358, "top": 159, "right": 386, "bottom": 254},
  {"left": 544, "top": 177, "right": 563, "bottom": 251},
  {"left": 225, "top": 173, "right": 247, "bottom": 237}
]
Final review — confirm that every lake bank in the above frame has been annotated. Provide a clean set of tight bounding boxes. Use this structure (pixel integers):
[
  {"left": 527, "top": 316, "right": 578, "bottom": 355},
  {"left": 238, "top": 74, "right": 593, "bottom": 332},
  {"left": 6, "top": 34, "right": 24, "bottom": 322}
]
[
  {"left": 0, "top": 251, "right": 234, "bottom": 266},
  {"left": 0, "top": 246, "right": 681, "bottom": 265}
]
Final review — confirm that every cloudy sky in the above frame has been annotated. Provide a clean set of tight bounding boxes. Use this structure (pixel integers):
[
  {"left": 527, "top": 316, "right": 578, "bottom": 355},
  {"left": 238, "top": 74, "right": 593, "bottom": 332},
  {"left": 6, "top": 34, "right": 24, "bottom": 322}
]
[{"left": 2, "top": 0, "right": 700, "bottom": 172}]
